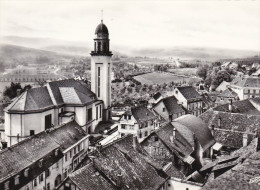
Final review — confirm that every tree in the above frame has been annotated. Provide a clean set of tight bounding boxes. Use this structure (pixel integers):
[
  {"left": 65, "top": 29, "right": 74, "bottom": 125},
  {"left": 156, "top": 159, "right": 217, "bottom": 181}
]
[
  {"left": 3, "top": 83, "right": 32, "bottom": 99},
  {"left": 196, "top": 65, "right": 208, "bottom": 80}
]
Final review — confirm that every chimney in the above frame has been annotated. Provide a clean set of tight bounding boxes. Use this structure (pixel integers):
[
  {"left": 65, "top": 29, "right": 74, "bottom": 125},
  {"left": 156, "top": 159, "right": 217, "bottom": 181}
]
[
  {"left": 16, "top": 89, "right": 21, "bottom": 96},
  {"left": 228, "top": 99, "right": 233, "bottom": 112},
  {"left": 243, "top": 128, "right": 250, "bottom": 147},
  {"left": 96, "top": 143, "right": 102, "bottom": 152},
  {"left": 116, "top": 173, "right": 123, "bottom": 189},
  {"left": 211, "top": 125, "right": 215, "bottom": 136},
  {"left": 173, "top": 127, "right": 176, "bottom": 140},
  {"left": 133, "top": 135, "right": 137, "bottom": 149}
]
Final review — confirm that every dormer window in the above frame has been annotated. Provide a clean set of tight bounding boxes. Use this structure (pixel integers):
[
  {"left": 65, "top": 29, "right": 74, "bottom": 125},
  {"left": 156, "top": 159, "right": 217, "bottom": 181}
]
[
  {"left": 39, "top": 159, "right": 43, "bottom": 167},
  {"left": 24, "top": 168, "right": 29, "bottom": 177},
  {"left": 15, "top": 175, "right": 20, "bottom": 185}
]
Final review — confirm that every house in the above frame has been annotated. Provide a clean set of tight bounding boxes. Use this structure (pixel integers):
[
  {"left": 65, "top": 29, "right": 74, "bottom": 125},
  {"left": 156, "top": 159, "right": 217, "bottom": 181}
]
[
  {"left": 153, "top": 96, "right": 186, "bottom": 122},
  {"left": 201, "top": 137, "right": 260, "bottom": 190},
  {"left": 4, "top": 79, "right": 104, "bottom": 146},
  {"left": 173, "top": 86, "right": 203, "bottom": 116},
  {"left": 215, "top": 88, "right": 239, "bottom": 105},
  {"left": 215, "top": 81, "right": 230, "bottom": 93},
  {"left": 200, "top": 98, "right": 260, "bottom": 150},
  {"left": 0, "top": 121, "right": 89, "bottom": 190},
  {"left": 174, "top": 115, "right": 216, "bottom": 164},
  {"left": 118, "top": 106, "right": 159, "bottom": 142},
  {"left": 229, "top": 76, "right": 260, "bottom": 100},
  {"left": 58, "top": 135, "right": 170, "bottom": 190}
]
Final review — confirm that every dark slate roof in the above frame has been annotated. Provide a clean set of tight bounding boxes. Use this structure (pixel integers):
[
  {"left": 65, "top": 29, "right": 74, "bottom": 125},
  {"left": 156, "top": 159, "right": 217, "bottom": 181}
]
[
  {"left": 153, "top": 92, "right": 162, "bottom": 100},
  {"left": 165, "top": 164, "right": 185, "bottom": 179},
  {"left": 5, "top": 79, "right": 97, "bottom": 113},
  {"left": 153, "top": 122, "right": 194, "bottom": 159},
  {"left": 175, "top": 115, "right": 216, "bottom": 151},
  {"left": 131, "top": 106, "right": 157, "bottom": 123},
  {"left": 48, "top": 79, "right": 96, "bottom": 105},
  {"left": 95, "top": 21, "right": 109, "bottom": 35},
  {"left": 69, "top": 163, "right": 116, "bottom": 190},
  {"left": 199, "top": 109, "right": 260, "bottom": 149},
  {"left": 157, "top": 96, "right": 185, "bottom": 114},
  {"left": 176, "top": 86, "right": 202, "bottom": 101},
  {"left": 214, "top": 99, "right": 260, "bottom": 115},
  {"left": 0, "top": 121, "right": 86, "bottom": 182},
  {"left": 202, "top": 138, "right": 260, "bottom": 190},
  {"left": 231, "top": 76, "right": 260, "bottom": 88},
  {"left": 87, "top": 135, "right": 169, "bottom": 190}
]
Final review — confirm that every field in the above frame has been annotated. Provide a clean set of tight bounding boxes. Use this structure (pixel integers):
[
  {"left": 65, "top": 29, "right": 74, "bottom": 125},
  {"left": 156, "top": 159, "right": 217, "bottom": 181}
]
[
  {"left": 133, "top": 72, "right": 200, "bottom": 85},
  {"left": 167, "top": 68, "right": 198, "bottom": 76}
]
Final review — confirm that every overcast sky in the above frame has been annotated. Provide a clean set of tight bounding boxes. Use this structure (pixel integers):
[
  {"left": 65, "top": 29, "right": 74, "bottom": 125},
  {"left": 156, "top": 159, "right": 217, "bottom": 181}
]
[{"left": 0, "top": 0, "right": 259, "bottom": 51}]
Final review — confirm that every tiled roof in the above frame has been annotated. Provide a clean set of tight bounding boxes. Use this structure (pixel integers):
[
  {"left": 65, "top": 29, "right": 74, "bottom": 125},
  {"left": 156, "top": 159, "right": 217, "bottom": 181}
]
[
  {"left": 214, "top": 99, "right": 260, "bottom": 115},
  {"left": 215, "top": 81, "right": 230, "bottom": 92},
  {"left": 231, "top": 76, "right": 260, "bottom": 88},
  {"left": 131, "top": 106, "right": 157, "bottom": 123},
  {"left": 165, "top": 164, "right": 185, "bottom": 179},
  {"left": 154, "top": 122, "right": 194, "bottom": 159},
  {"left": 199, "top": 109, "right": 260, "bottom": 149},
  {"left": 175, "top": 115, "right": 215, "bottom": 151},
  {"left": 0, "top": 121, "right": 86, "bottom": 182},
  {"left": 153, "top": 92, "right": 162, "bottom": 100},
  {"left": 5, "top": 79, "right": 97, "bottom": 113},
  {"left": 176, "top": 86, "right": 202, "bottom": 100},
  {"left": 69, "top": 163, "right": 116, "bottom": 190},
  {"left": 217, "top": 88, "right": 238, "bottom": 98},
  {"left": 158, "top": 96, "right": 185, "bottom": 114},
  {"left": 202, "top": 138, "right": 260, "bottom": 190},
  {"left": 86, "top": 135, "right": 169, "bottom": 190}
]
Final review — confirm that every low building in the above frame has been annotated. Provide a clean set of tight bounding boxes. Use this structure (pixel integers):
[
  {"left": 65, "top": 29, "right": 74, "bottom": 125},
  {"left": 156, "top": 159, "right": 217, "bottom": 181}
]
[
  {"left": 173, "top": 86, "right": 203, "bottom": 116},
  {"left": 229, "top": 76, "right": 260, "bottom": 100},
  {"left": 0, "top": 121, "right": 89, "bottom": 190},
  {"left": 200, "top": 98, "right": 260, "bottom": 151},
  {"left": 215, "top": 81, "right": 230, "bottom": 93},
  {"left": 118, "top": 106, "right": 159, "bottom": 142},
  {"left": 215, "top": 88, "right": 239, "bottom": 105},
  {"left": 58, "top": 135, "right": 169, "bottom": 190},
  {"left": 4, "top": 79, "right": 103, "bottom": 146},
  {"left": 153, "top": 96, "right": 186, "bottom": 122},
  {"left": 201, "top": 137, "right": 260, "bottom": 190}
]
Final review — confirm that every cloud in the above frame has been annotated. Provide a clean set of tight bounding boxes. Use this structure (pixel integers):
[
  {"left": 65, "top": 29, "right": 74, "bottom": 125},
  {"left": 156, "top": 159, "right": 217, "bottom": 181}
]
[{"left": 0, "top": 0, "right": 259, "bottom": 51}]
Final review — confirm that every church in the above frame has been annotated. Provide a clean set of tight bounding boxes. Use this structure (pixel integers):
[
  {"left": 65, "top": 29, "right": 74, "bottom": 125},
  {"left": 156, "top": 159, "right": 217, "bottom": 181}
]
[{"left": 3, "top": 20, "right": 113, "bottom": 147}]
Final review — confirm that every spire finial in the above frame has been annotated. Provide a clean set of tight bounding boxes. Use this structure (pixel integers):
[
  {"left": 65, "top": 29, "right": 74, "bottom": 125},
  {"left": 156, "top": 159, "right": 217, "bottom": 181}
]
[{"left": 101, "top": 9, "right": 103, "bottom": 23}]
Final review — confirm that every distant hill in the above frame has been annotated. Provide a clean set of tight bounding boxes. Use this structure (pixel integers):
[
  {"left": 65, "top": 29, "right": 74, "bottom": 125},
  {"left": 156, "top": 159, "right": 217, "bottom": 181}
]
[
  {"left": 129, "top": 47, "right": 259, "bottom": 60},
  {"left": 0, "top": 44, "right": 76, "bottom": 65},
  {"left": 1, "top": 35, "right": 259, "bottom": 60}
]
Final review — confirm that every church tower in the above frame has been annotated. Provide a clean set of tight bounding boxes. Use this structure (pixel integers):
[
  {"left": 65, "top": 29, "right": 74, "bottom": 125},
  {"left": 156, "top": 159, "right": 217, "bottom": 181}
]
[{"left": 91, "top": 20, "right": 112, "bottom": 121}]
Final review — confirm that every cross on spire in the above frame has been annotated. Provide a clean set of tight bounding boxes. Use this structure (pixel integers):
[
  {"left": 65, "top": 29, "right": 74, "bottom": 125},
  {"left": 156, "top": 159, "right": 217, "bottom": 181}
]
[{"left": 101, "top": 9, "right": 103, "bottom": 23}]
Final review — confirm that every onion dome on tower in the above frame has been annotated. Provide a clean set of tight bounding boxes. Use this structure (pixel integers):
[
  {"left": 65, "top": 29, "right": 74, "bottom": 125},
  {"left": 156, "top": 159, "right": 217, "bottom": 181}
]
[{"left": 91, "top": 20, "right": 112, "bottom": 56}]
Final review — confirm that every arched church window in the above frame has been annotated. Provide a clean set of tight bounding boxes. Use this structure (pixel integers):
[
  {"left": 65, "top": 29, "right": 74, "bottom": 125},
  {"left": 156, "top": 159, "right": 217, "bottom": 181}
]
[
  {"left": 94, "top": 42, "right": 96, "bottom": 51},
  {"left": 103, "top": 42, "right": 106, "bottom": 52},
  {"left": 98, "top": 42, "right": 101, "bottom": 52}
]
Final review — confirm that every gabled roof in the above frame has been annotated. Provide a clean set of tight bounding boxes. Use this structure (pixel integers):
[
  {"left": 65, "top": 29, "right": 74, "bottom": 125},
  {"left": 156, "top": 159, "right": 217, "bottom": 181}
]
[
  {"left": 175, "top": 115, "right": 215, "bottom": 151},
  {"left": 69, "top": 163, "right": 116, "bottom": 190},
  {"left": 144, "top": 122, "right": 194, "bottom": 159},
  {"left": 85, "top": 135, "right": 169, "bottom": 190},
  {"left": 217, "top": 88, "right": 238, "bottom": 98},
  {"left": 131, "top": 106, "right": 157, "bottom": 123},
  {"left": 199, "top": 108, "right": 260, "bottom": 149},
  {"left": 156, "top": 96, "right": 185, "bottom": 114},
  {"left": 5, "top": 79, "right": 97, "bottom": 113},
  {"left": 0, "top": 121, "right": 86, "bottom": 182},
  {"left": 231, "top": 76, "right": 260, "bottom": 88},
  {"left": 214, "top": 98, "right": 260, "bottom": 115},
  {"left": 215, "top": 81, "right": 230, "bottom": 92},
  {"left": 176, "top": 86, "right": 202, "bottom": 101},
  {"left": 202, "top": 138, "right": 260, "bottom": 190}
]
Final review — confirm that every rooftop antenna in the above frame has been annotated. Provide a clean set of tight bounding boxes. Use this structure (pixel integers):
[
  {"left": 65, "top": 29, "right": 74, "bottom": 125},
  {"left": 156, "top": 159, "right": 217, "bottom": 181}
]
[{"left": 101, "top": 9, "right": 103, "bottom": 23}]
